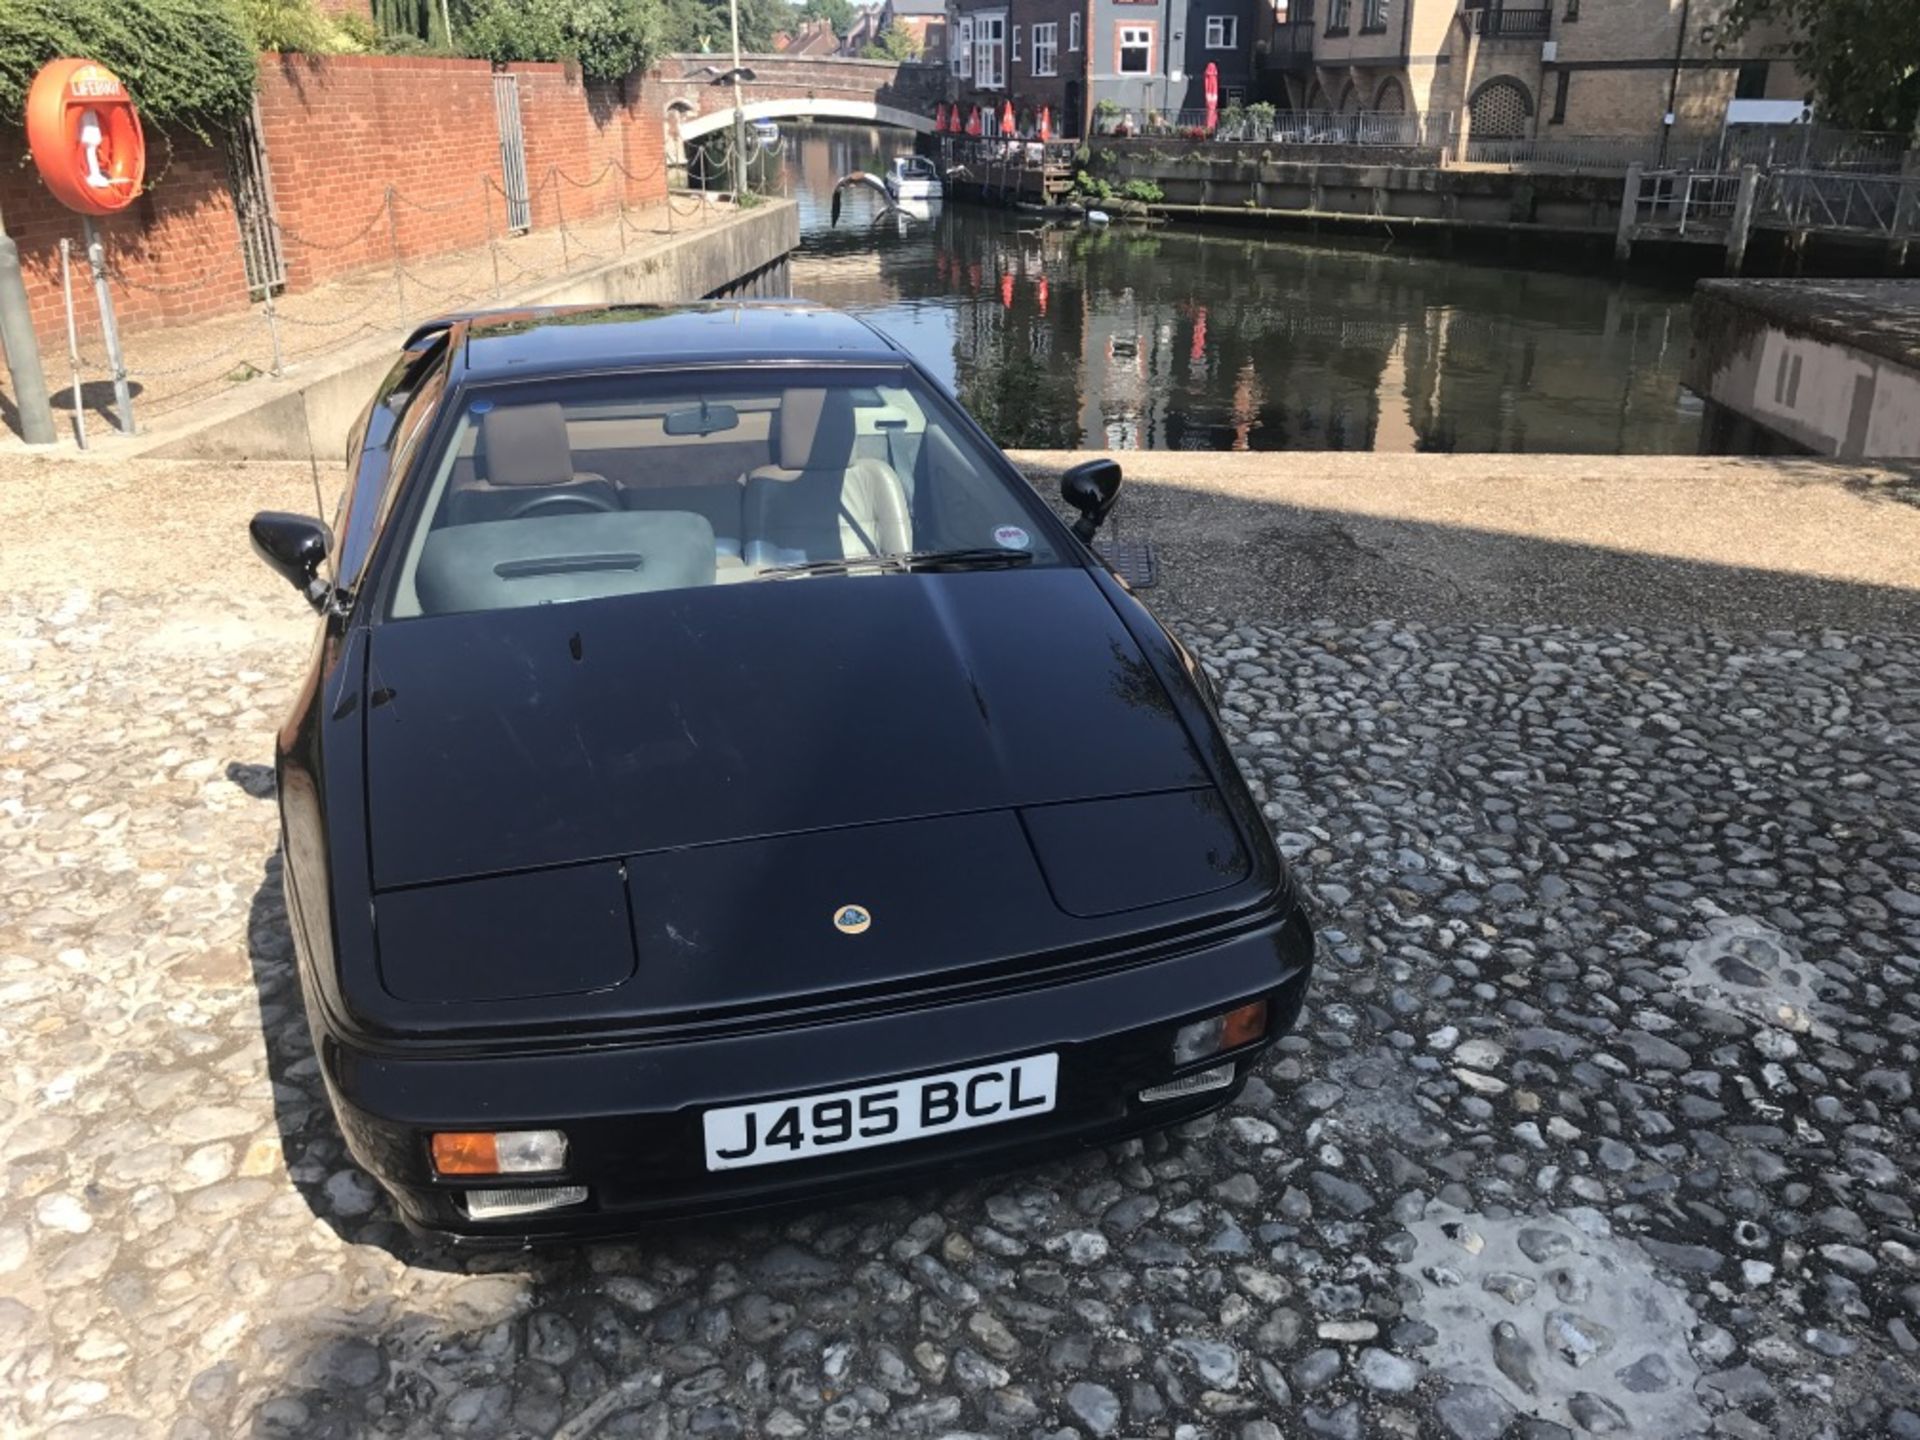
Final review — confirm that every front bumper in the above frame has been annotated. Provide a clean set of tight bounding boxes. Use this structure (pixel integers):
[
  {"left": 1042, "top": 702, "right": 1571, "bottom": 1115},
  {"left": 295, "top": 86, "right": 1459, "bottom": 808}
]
[{"left": 319, "top": 903, "right": 1314, "bottom": 1244}]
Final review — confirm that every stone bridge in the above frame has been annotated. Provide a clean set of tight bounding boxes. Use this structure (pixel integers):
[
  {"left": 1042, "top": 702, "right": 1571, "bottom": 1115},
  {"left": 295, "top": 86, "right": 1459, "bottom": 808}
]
[{"left": 653, "top": 54, "right": 945, "bottom": 148}]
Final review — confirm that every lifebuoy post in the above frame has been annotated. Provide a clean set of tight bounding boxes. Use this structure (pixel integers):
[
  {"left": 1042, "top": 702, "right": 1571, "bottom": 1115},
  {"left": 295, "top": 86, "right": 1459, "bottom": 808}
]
[{"left": 25, "top": 59, "right": 149, "bottom": 436}]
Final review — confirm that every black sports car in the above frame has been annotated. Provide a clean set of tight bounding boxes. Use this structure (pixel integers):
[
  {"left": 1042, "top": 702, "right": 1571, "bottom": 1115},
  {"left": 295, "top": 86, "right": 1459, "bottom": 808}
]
[{"left": 251, "top": 301, "right": 1313, "bottom": 1243}]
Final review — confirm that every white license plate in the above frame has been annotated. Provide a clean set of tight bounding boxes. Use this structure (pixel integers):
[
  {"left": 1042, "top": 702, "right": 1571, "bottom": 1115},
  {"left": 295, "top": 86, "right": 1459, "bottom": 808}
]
[{"left": 702, "top": 1053, "right": 1059, "bottom": 1172}]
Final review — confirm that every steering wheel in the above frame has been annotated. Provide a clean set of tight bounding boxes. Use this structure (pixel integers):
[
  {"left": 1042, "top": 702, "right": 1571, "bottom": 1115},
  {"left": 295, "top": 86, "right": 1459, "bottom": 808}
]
[{"left": 510, "top": 490, "right": 618, "bottom": 520}]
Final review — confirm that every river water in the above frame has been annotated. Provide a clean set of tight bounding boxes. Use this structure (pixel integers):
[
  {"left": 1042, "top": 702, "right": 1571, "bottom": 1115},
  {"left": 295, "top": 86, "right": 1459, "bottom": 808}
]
[{"left": 777, "top": 124, "right": 1704, "bottom": 454}]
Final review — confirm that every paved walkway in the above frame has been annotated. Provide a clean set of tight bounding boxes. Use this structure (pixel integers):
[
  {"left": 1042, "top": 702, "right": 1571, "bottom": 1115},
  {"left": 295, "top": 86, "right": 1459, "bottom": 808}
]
[{"left": 2, "top": 453, "right": 1917, "bottom": 1440}]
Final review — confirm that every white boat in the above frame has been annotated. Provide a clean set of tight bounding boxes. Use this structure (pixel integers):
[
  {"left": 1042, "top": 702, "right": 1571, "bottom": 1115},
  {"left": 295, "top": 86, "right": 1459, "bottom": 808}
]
[{"left": 884, "top": 155, "right": 944, "bottom": 202}]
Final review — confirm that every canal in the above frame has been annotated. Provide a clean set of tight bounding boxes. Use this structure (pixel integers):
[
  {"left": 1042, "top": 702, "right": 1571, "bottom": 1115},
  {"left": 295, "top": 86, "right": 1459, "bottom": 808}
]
[{"left": 775, "top": 124, "right": 1704, "bottom": 454}]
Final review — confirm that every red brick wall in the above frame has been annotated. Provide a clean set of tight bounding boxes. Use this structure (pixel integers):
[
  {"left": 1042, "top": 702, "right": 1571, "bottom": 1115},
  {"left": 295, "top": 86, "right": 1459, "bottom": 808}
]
[
  {"left": 0, "top": 53, "right": 672, "bottom": 355},
  {"left": 254, "top": 54, "right": 503, "bottom": 287},
  {"left": 514, "top": 69, "right": 672, "bottom": 231},
  {"left": 0, "top": 137, "right": 249, "bottom": 349}
]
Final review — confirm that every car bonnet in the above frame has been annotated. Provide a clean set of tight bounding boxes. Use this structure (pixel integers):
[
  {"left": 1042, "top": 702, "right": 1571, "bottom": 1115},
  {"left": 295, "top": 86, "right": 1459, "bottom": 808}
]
[{"left": 361, "top": 566, "right": 1214, "bottom": 892}]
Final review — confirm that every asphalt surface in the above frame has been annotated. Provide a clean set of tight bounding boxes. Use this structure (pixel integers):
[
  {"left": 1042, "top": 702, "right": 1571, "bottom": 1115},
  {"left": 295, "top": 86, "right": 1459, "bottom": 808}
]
[{"left": 2, "top": 453, "right": 1918, "bottom": 1440}]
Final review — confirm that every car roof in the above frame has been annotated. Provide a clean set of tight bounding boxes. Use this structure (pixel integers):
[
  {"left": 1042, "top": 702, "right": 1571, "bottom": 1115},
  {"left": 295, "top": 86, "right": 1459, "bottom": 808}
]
[{"left": 451, "top": 301, "right": 905, "bottom": 382}]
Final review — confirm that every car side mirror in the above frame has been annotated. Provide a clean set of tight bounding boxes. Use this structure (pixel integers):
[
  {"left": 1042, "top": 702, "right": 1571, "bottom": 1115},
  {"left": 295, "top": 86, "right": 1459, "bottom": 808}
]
[
  {"left": 1061, "top": 459, "right": 1122, "bottom": 542},
  {"left": 250, "top": 512, "right": 334, "bottom": 611}
]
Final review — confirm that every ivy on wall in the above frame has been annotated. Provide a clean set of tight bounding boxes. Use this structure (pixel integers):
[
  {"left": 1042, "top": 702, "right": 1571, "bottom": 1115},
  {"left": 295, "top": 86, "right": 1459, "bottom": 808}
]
[{"left": 0, "top": 0, "right": 256, "bottom": 141}]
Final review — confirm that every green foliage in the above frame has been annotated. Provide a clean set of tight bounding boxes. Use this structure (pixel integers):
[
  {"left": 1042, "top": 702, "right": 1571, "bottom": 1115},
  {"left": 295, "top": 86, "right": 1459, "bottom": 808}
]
[
  {"left": 240, "top": 0, "right": 365, "bottom": 54},
  {"left": 334, "top": 12, "right": 379, "bottom": 48},
  {"left": 0, "top": 0, "right": 256, "bottom": 140},
  {"left": 1721, "top": 0, "right": 1919, "bottom": 132},
  {"left": 458, "top": 0, "right": 661, "bottom": 81},
  {"left": 1094, "top": 98, "right": 1121, "bottom": 116},
  {"left": 373, "top": 0, "right": 452, "bottom": 46},
  {"left": 799, "top": 0, "right": 858, "bottom": 38},
  {"left": 657, "top": 0, "right": 785, "bottom": 53},
  {"left": 1118, "top": 178, "right": 1163, "bottom": 203},
  {"left": 734, "top": 187, "right": 764, "bottom": 207},
  {"left": 861, "top": 20, "right": 921, "bottom": 61},
  {"left": 1246, "top": 101, "right": 1276, "bottom": 130},
  {"left": 1070, "top": 170, "right": 1115, "bottom": 201}
]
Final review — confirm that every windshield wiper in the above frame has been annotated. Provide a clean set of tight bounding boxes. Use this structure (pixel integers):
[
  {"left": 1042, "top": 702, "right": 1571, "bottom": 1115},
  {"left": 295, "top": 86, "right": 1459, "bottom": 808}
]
[{"left": 756, "top": 548, "right": 1035, "bottom": 580}]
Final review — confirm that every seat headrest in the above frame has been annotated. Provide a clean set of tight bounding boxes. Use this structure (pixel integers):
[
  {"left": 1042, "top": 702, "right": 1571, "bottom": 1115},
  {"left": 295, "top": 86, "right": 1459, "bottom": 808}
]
[
  {"left": 776, "top": 389, "right": 858, "bottom": 471},
  {"left": 481, "top": 402, "right": 576, "bottom": 487}
]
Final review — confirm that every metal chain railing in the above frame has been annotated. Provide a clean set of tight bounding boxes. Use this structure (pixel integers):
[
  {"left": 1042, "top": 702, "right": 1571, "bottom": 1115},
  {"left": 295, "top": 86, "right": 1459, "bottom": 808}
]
[{"left": 53, "top": 144, "right": 737, "bottom": 447}]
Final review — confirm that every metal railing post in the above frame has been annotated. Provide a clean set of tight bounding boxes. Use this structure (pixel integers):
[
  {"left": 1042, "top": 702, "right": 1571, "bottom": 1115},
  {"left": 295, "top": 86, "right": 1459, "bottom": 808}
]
[
  {"left": 483, "top": 179, "right": 503, "bottom": 299},
  {"left": 555, "top": 167, "right": 570, "bottom": 270},
  {"left": 58, "top": 238, "right": 86, "bottom": 450},
  {"left": 80, "top": 218, "right": 134, "bottom": 435},
  {"left": 262, "top": 290, "right": 285, "bottom": 377},
  {"left": 385, "top": 187, "right": 406, "bottom": 323}
]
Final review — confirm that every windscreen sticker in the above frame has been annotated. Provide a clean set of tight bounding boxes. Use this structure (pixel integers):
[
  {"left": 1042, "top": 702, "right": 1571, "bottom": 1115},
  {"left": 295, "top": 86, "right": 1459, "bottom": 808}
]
[{"left": 993, "top": 525, "right": 1031, "bottom": 551}]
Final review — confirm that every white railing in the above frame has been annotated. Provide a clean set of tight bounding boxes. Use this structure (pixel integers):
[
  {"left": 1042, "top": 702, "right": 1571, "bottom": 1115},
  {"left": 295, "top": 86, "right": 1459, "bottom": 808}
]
[{"left": 1632, "top": 170, "right": 1746, "bottom": 235}]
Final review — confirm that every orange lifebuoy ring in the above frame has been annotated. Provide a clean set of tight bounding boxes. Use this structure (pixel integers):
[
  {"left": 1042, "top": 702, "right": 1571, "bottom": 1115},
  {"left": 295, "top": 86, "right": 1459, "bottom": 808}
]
[{"left": 26, "top": 59, "right": 147, "bottom": 216}]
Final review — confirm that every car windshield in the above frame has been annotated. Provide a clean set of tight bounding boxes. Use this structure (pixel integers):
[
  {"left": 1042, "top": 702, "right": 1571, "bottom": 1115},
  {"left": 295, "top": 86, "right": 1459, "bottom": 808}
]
[{"left": 385, "top": 369, "right": 1066, "bottom": 619}]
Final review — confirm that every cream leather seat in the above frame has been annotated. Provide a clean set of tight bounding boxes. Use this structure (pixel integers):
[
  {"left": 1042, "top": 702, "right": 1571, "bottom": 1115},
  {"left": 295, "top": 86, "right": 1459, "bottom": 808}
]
[
  {"left": 743, "top": 389, "right": 911, "bottom": 567},
  {"left": 445, "top": 402, "right": 618, "bottom": 525}
]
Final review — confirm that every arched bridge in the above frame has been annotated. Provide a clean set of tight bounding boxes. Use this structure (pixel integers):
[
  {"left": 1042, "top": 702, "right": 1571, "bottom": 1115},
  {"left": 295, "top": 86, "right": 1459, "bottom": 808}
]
[{"left": 655, "top": 54, "right": 945, "bottom": 147}]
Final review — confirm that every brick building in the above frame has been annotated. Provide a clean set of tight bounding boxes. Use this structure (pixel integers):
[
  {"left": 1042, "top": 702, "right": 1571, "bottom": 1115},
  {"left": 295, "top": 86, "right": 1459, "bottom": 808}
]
[
  {"left": 948, "top": 0, "right": 1096, "bottom": 135},
  {"left": 845, "top": 0, "right": 950, "bottom": 61},
  {"left": 1256, "top": 0, "right": 1802, "bottom": 142}
]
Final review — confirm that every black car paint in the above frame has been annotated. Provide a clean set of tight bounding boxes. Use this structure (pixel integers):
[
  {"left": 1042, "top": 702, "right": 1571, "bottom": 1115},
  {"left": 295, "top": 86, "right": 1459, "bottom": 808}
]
[{"left": 265, "top": 303, "right": 1313, "bottom": 1242}]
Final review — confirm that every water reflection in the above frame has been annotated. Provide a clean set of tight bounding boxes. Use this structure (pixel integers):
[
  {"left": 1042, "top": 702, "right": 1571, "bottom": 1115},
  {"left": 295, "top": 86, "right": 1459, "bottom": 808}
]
[{"left": 782, "top": 124, "right": 1702, "bottom": 455}]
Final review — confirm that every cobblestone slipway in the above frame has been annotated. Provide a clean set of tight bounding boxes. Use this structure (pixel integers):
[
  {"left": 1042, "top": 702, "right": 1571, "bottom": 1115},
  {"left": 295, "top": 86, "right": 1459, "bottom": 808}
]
[{"left": 2, "top": 459, "right": 1919, "bottom": 1440}]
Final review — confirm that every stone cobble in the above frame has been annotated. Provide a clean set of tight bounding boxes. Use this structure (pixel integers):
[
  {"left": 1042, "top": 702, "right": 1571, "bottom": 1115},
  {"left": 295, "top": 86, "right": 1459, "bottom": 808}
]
[{"left": 3, "top": 584, "right": 1918, "bottom": 1440}]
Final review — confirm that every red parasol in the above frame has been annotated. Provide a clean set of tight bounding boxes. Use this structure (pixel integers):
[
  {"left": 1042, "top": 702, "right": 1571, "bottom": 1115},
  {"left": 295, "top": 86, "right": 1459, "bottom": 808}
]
[
  {"left": 1038, "top": 106, "right": 1051, "bottom": 142},
  {"left": 966, "top": 105, "right": 982, "bottom": 137},
  {"left": 1203, "top": 62, "right": 1220, "bottom": 132},
  {"left": 1000, "top": 100, "right": 1015, "bottom": 137},
  {"left": 935, "top": 102, "right": 948, "bottom": 132},
  {"left": 1001, "top": 272, "right": 1014, "bottom": 308}
]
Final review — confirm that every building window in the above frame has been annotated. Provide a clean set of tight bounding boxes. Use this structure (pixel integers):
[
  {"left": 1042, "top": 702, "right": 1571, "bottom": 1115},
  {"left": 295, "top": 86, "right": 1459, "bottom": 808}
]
[
  {"left": 954, "top": 16, "right": 972, "bottom": 77},
  {"left": 1736, "top": 61, "right": 1769, "bottom": 99},
  {"left": 1326, "top": 0, "right": 1351, "bottom": 33},
  {"left": 1361, "top": 0, "right": 1387, "bottom": 31},
  {"left": 1205, "top": 15, "right": 1239, "bottom": 47},
  {"left": 974, "top": 13, "right": 1007, "bottom": 89},
  {"left": 1032, "top": 22, "right": 1059, "bottom": 75},
  {"left": 1563, "top": 0, "right": 1579, "bottom": 18},
  {"left": 1119, "top": 23, "right": 1154, "bottom": 73},
  {"left": 1551, "top": 69, "right": 1570, "bottom": 123},
  {"left": 1069, "top": 12, "right": 1080, "bottom": 48},
  {"left": 1012, "top": 24, "right": 1022, "bottom": 62}
]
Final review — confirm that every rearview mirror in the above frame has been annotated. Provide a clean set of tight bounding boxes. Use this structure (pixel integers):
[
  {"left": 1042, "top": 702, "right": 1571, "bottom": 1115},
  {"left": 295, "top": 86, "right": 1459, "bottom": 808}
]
[
  {"left": 1061, "top": 459, "right": 1122, "bottom": 542},
  {"left": 664, "top": 402, "right": 740, "bottom": 437},
  {"left": 249, "top": 512, "right": 334, "bottom": 611}
]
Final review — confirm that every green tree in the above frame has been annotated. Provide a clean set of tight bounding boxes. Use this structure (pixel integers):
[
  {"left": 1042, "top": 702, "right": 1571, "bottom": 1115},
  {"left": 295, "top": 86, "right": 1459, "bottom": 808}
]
[
  {"left": 372, "top": 0, "right": 453, "bottom": 47},
  {"left": 0, "top": 0, "right": 255, "bottom": 141},
  {"left": 799, "top": 0, "right": 858, "bottom": 39},
  {"left": 240, "top": 0, "right": 363, "bottom": 53},
  {"left": 458, "top": 0, "right": 662, "bottom": 81},
  {"left": 861, "top": 19, "right": 920, "bottom": 60},
  {"left": 659, "top": 0, "right": 785, "bottom": 53},
  {"left": 1722, "top": 0, "right": 1920, "bottom": 133}
]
